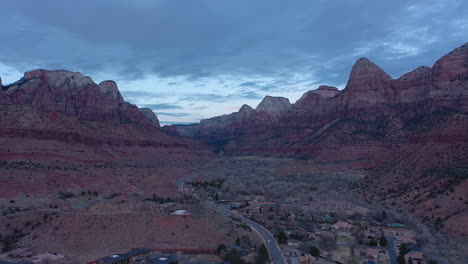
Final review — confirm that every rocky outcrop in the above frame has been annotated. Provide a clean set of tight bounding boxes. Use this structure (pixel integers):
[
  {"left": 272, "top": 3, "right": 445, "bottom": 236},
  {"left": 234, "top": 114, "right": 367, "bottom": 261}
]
[
  {"left": 167, "top": 43, "right": 466, "bottom": 149},
  {"left": 311, "top": 85, "right": 339, "bottom": 99},
  {"left": 165, "top": 42, "right": 468, "bottom": 162},
  {"left": 0, "top": 75, "right": 12, "bottom": 104},
  {"left": 138, "top": 107, "right": 161, "bottom": 128},
  {"left": 432, "top": 42, "right": 468, "bottom": 83},
  {"left": 163, "top": 96, "right": 293, "bottom": 147},
  {"left": 295, "top": 90, "right": 327, "bottom": 110},
  {"left": 255, "top": 96, "right": 291, "bottom": 118},
  {"left": 2, "top": 70, "right": 159, "bottom": 128},
  {"left": 0, "top": 70, "right": 211, "bottom": 198}
]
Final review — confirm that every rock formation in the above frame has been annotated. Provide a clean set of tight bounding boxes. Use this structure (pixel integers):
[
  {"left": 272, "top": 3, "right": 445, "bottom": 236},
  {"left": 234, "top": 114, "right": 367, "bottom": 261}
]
[
  {"left": 255, "top": 96, "right": 292, "bottom": 118},
  {"left": 138, "top": 107, "right": 161, "bottom": 128},
  {"left": 162, "top": 44, "right": 468, "bottom": 231},
  {"left": 2, "top": 70, "right": 159, "bottom": 128},
  {"left": 0, "top": 70, "right": 208, "bottom": 198},
  {"left": 310, "top": 85, "right": 339, "bottom": 99}
]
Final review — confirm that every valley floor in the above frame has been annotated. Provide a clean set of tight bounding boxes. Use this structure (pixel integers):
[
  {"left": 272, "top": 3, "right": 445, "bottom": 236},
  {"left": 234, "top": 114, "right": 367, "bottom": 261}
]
[
  {"left": 189, "top": 156, "right": 468, "bottom": 264},
  {"left": 0, "top": 156, "right": 466, "bottom": 264}
]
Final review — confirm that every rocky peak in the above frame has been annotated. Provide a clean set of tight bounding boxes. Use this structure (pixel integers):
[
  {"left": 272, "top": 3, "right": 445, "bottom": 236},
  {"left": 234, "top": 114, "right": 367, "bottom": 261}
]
[
  {"left": 236, "top": 104, "right": 255, "bottom": 122},
  {"left": 99, "top": 80, "right": 124, "bottom": 103},
  {"left": 312, "top": 85, "right": 340, "bottom": 99},
  {"left": 256, "top": 96, "right": 292, "bottom": 117},
  {"left": 0, "top": 75, "right": 11, "bottom": 104},
  {"left": 295, "top": 90, "right": 326, "bottom": 109},
  {"left": 0, "top": 69, "right": 162, "bottom": 129},
  {"left": 23, "top": 69, "right": 94, "bottom": 89},
  {"left": 348, "top": 58, "right": 392, "bottom": 85},
  {"left": 317, "top": 85, "right": 339, "bottom": 91},
  {"left": 239, "top": 104, "right": 254, "bottom": 113},
  {"left": 138, "top": 107, "right": 161, "bottom": 128},
  {"left": 398, "top": 66, "right": 432, "bottom": 81},
  {"left": 432, "top": 42, "right": 468, "bottom": 81}
]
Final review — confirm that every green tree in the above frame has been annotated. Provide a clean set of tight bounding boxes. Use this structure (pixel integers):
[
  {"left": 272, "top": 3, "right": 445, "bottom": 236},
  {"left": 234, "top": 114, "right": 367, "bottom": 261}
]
[
  {"left": 216, "top": 244, "right": 227, "bottom": 256},
  {"left": 255, "top": 244, "right": 269, "bottom": 264},
  {"left": 397, "top": 243, "right": 411, "bottom": 264},
  {"left": 278, "top": 231, "right": 288, "bottom": 244},
  {"left": 380, "top": 210, "right": 388, "bottom": 221},
  {"left": 397, "top": 255, "right": 406, "bottom": 264},
  {"left": 379, "top": 236, "right": 388, "bottom": 247},
  {"left": 224, "top": 249, "right": 243, "bottom": 264},
  {"left": 309, "top": 246, "right": 320, "bottom": 257}
]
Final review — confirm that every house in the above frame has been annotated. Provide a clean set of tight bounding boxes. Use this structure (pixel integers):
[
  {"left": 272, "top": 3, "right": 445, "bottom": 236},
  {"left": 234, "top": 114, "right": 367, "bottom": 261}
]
[
  {"left": 99, "top": 254, "right": 129, "bottom": 264},
  {"left": 173, "top": 210, "right": 190, "bottom": 216},
  {"left": 387, "top": 223, "right": 406, "bottom": 228},
  {"left": 361, "top": 248, "right": 389, "bottom": 264},
  {"left": 332, "top": 221, "right": 352, "bottom": 230},
  {"left": 297, "top": 253, "right": 315, "bottom": 264},
  {"left": 98, "top": 248, "right": 150, "bottom": 264},
  {"left": 146, "top": 254, "right": 178, "bottom": 264},
  {"left": 405, "top": 251, "right": 423, "bottom": 263}
]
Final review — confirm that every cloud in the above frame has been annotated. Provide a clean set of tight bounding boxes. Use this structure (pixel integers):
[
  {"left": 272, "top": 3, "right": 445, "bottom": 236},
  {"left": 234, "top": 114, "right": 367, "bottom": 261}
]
[
  {"left": 157, "top": 112, "right": 193, "bottom": 117},
  {"left": 141, "top": 103, "right": 183, "bottom": 110},
  {"left": 0, "top": 0, "right": 466, "bottom": 122},
  {"left": 159, "top": 121, "right": 196, "bottom": 126},
  {"left": 180, "top": 90, "right": 263, "bottom": 103}
]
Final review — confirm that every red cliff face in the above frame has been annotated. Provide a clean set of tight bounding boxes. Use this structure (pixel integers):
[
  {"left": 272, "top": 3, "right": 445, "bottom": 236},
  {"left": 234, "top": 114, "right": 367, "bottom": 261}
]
[
  {"left": 163, "top": 96, "right": 292, "bottom": 147},
  {"left": 3, "top": 70, "right": 160, "bottom": 128},
  {"left": 138, "top": 107, "right": 161, "bottom": 128},
  {"left": 0, "top": 70, "right": 209, "bottom": 197},
  {"left": 311, "top": 85, "right": 339, "bottom": 99},
  {"left": 164, "top": 42, "right": 468, "bottom": 175},
  {"left": 0, "top": 75, "right": 12, "bottom": 104},
  {"left": 255, "top": 96, "right": 292, "bottom": 118},
  {"left": 191, "top": 43, "right": 466, "bottom": 233}
]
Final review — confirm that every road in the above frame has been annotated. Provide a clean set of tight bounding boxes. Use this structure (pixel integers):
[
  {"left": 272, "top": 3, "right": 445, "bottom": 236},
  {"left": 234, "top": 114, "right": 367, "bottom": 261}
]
[
  {"left": 386, "top": 236, "right": 397, "bottom": 264},
  {"left": 206, "top": 202, "right": 286, "bottom": 264}
]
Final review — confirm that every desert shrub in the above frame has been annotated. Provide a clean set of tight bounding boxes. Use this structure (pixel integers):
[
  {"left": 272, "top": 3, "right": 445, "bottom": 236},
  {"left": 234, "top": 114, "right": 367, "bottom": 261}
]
[
  {"left": 310, "top": 246, "right": 320, "bottom": 257},
  {"left": 255, "top": 244, "right": 269, "bottom": 264}
]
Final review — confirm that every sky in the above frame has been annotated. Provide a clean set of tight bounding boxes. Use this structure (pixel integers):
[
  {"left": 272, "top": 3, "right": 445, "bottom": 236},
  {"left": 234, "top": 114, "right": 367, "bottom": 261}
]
[{"left": 0, "top": 0, "right": 467, "bottom": 125}]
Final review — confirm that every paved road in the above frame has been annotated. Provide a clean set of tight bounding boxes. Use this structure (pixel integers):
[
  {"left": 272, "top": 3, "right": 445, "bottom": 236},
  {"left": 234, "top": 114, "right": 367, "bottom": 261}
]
[
  {"left": 206, "top": 202, "right": 286, "bottom": 264},
  {"left": 386, "top": 236, "right": 397, "bottom": 264}
]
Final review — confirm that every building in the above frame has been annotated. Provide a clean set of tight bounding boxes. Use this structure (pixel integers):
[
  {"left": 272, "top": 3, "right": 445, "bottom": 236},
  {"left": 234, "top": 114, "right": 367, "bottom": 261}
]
[
  {"left": 173, "top": 209, "right": 190, "bottom": 216},
  {"left": 297, "top": 253, "right": 315, "bottom": 264},
  {"left": 405, "top": 251, "right": 423, "bottom": 263},
  {"left": 99, "top": 254, "right": 129, "bottom": 264},
  {"left": 98, "top": 248, "right": 150, "bottom": 264},
  {"left": 332, "top": 221, "right": 352, "bottom": 230},
  {"left": 146, "top": 254, "right": 178, "bottom": 264}
]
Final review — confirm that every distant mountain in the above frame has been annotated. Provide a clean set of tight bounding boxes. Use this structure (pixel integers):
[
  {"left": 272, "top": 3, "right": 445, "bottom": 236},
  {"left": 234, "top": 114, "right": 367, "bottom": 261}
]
[
  {"left": 1, "top": 70, "right": 160, "bottom": 128},
  {"left": 163, "top": 43, "right": 468, "bottom": 234}
]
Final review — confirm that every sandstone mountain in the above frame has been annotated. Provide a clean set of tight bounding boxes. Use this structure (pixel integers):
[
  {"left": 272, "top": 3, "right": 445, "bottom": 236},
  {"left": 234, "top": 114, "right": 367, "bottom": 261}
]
[
  {"left": 0, "top": 70, "right": 208, "bottom": 198},
  {"left": 1, "top": 70, "right": 160, "bottom": 128},
  {"left": 163, "top": 43, "right": 468, "bottom": 234},
  {"left": 163, "top": 96, "right": 292, "bottom": 148}
]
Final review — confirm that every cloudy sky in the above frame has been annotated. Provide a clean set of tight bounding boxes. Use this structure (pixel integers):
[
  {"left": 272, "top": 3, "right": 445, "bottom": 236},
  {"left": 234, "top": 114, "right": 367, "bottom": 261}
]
[{"left": 1, "top": 0, "right": 467, "bottom": 124}]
